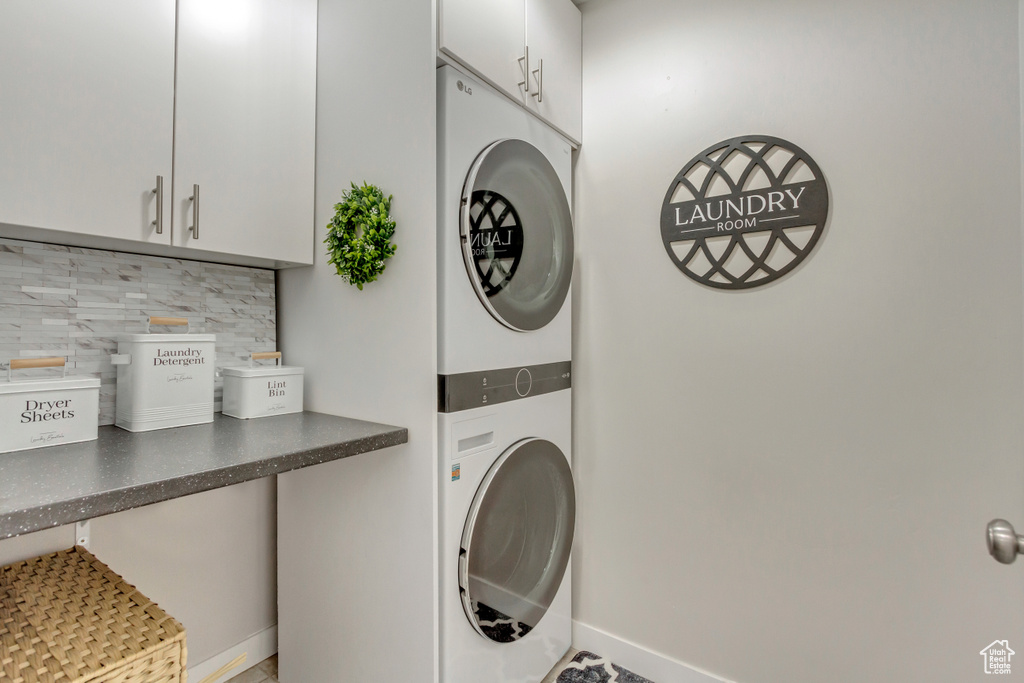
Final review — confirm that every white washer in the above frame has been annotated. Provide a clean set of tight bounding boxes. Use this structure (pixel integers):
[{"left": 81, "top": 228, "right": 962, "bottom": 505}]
[
  {"left": 439, "top": 387, "right": 574, "bottom": 683},
  {"left": 437, "top": 64, "right": 574, "bottom": 376}
]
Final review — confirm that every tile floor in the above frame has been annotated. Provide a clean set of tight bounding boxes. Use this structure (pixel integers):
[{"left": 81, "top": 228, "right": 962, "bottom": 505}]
[
  {"left": 224, "top": 655, "right": 278, "bottom": 683},
  {"left": 226, "top": 650, "right": 655, "bottom": 683}
]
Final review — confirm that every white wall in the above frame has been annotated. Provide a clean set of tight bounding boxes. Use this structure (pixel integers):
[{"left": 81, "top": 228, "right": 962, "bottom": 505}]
[
  {"left": 0, "top": 526, "right": 74, "bottom": 567},
  {"left": 90, "top": 479, "right": 277, "bottom": 666},
  {"left": 574, "top": 2, "right": 1024, "bottom": 682},
  {"left": 275, "top": 0, "right": 437, "bottom": 681},
  {"left": 0, "top": 483, "right": 277, "bottom": 669}
]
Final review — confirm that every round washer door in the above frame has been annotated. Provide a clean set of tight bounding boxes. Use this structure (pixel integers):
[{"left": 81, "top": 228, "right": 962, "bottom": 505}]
[
  {"left": 459, "top": 438, "right": 575, "bottom": 643},
  {"left": 461, "top": 139, "right": 574, "bottom": 332}
]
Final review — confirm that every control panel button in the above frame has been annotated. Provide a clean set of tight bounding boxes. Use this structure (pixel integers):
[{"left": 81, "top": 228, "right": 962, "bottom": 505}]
[{"left": 515, "top": 367, "right": 533, "bottom": 397}]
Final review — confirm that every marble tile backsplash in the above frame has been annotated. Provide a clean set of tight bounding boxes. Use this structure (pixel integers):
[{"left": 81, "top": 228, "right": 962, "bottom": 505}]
[{"left": 0, "top": 238, "right": 276, "bottom": 425}]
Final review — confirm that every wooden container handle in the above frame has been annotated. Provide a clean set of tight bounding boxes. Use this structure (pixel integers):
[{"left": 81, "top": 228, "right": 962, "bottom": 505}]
[
  {"left": 10, "top": 357, "right": 66, "bottom": 370},
  {"left": 197, "top": 653, "right": 247, "bottom": 683},
  {"left": 251, "top": 352, "right": 282, "bottom": 361},
  {"left": 149, "top": 316, "right": 189, "bottom": 326}
]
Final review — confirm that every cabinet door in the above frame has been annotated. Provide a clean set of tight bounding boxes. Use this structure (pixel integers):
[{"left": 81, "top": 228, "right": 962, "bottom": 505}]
[
  {"left": 0, "top": 1, "right": 175, "bottom": 244},
  {"left": 439, "top": 0, "right": 526, "bottom": 101},
  {"left": 173, "top": 0, "right": 317, "bottom": 266},
  {"left": 526, "top": 0, "right": 581, "bottom": 144}
]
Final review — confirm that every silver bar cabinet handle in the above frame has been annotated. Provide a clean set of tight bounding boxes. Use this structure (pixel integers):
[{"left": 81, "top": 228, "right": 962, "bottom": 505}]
[
  {"left": 532, "top": 58, "right": 543, "bottom": 103},
  {"left": 189, "top": 184, "right": 200, "bottom": 240},
  {"left": 518, "top": 46, "right": 529, "bottom": 93},
  {"left": 151, "top": 175, "right": 163, "bottom": 234}
]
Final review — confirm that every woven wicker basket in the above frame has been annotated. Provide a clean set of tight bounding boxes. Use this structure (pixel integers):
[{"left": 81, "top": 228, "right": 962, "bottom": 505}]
[{"left": 0, "top": 546, "right": 187, "bottom": 683}]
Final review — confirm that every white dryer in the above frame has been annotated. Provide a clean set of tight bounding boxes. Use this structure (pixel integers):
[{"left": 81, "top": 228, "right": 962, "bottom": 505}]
[
  {"left": 439, "top": 386, "right": 574, "bottom": 683},
  {"left": 437, "top": 64, "right": 574, "bottom": 376}
]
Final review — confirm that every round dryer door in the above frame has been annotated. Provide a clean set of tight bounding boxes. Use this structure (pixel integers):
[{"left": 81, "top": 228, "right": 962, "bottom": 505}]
[
  {"left": 460, "top": 139, "right": 574, "bottom": 332},
  {"left": 459, "top": 438, "right": 575, "bottom": 643}
]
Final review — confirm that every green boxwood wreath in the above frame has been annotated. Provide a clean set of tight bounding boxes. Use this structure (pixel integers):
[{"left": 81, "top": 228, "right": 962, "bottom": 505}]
[{"left": 325, "top": 182, "right": 397, "bottom": 290}]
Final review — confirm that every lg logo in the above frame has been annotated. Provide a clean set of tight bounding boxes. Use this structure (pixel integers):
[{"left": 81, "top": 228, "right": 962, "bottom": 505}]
[{"left": 456, "top": 80, "right": 473, "bottom": 95}]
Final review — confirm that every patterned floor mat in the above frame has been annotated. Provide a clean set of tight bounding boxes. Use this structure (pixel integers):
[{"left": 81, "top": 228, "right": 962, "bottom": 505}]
[
  {"left": 551, "top": 650, "right": 656, "bottom": 683},
  {"left": 472, "top": 599, "right": 534, "bottom": 642}
]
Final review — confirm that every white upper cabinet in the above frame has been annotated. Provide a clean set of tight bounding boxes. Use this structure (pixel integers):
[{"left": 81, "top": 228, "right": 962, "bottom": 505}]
[
  {"left": 173, "top": 0, "right": 317, "bottom": 265},
  {"left": 524, "top": 0, "right": 582, "bottom": 143},
  {"left": 0, "top": 1, "right": 175, "bottom": 246},
  {"left": 0, "top": 0, "right": 315, "bottom": 268},
  {"left": 438, "top": 0, "right": 581, "bottom": 144},
  {"left": 439, "top": 0, "right": 526, "bottom": 102}
]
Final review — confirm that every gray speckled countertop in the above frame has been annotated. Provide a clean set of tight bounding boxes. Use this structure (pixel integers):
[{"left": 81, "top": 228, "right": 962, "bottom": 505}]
[{"left": 0, "top": 411, "right": 407, "bottom": 539}]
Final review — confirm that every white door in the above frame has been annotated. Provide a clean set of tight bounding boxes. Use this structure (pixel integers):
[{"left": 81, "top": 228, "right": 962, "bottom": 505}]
[
  {"left": 460, "top": 437, "right": 575, "bottom": 642},
  {"left": 0, "top": 0, "right": 174, "bottom": 245},
  {"left": 439, "top": 0, "right": 526, "bottom": 102},
  {"left": 461, "top": 139, "right": 574, "bottom": 331},
  {"left": 525, "top": 0, "right": 581, "bottom": 144},
  {"left": 173, "top": 0, "right": 316, "bottom": 266}
]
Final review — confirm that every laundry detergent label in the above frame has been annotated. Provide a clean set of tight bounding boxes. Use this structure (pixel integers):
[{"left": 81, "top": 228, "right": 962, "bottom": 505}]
[{"left": 451, "top": 464, "right": 461, "bottom": 481}]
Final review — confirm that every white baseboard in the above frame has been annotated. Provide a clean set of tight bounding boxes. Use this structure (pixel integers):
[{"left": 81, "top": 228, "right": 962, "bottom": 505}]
[
  {"left": 572, "top": 621, "right": 735, "bottom": 683},
  {"left": 187, "top": 625, "right": 278, "bottom": 683}
]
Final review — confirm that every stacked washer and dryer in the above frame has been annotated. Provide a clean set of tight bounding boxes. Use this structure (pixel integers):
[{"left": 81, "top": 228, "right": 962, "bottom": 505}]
[{"left": 437, "top": 65, "right": 577, "bottom": 683}]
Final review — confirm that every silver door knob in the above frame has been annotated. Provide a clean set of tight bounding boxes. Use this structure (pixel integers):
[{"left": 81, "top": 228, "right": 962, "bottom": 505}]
[{"left": 987, "top": 519, "right": 1024, "bottom": 564}]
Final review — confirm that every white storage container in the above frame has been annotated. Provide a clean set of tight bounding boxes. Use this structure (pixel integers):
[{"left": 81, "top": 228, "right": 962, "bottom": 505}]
[
  {"left": 112, "top": 317, "right": 215, "bottom": 432},
  {"left": 221, "top": 352, "right": 303, "bottom": 419},
  {"left": 0, "top": 357, "right": 100, "bottom": 454}
]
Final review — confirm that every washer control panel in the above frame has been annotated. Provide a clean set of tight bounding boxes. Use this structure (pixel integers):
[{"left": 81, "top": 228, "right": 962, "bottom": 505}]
[{"left": 438, "top": 361, "right": 571, "bottom": 413}]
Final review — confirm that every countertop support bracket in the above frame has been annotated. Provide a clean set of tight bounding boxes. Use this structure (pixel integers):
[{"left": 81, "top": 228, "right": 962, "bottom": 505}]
[{"left": 75, "top": 520, "right": 91, "bottom": 549}]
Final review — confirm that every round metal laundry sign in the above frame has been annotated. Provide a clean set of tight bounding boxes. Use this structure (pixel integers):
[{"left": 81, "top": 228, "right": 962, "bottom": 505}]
[{"left": 660, "top": 135, "right": 828, "bottom": 289}]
